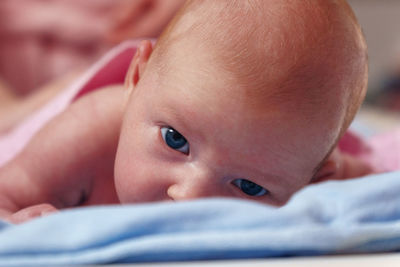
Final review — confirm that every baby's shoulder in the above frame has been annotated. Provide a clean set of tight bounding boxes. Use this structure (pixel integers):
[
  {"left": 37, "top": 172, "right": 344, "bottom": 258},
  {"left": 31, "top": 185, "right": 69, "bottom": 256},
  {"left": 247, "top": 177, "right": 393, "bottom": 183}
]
[
  {"left": 55, "top": 85, "right": 127, "bottom": 142},
  {"left": 69, "top": 85, "right": 126, "bottom": 120},
  {"left": 73, "top": 84, "right": 125, "bottom": 105}
]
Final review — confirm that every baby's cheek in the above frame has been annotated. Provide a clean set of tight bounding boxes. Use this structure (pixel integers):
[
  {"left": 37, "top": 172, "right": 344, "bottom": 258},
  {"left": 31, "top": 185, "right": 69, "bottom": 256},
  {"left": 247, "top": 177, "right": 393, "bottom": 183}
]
[
  {"left": 114, "top": 146, "right": 165, "bottom": 204},
  {"left": 115, "top": 120, "right": 172, "bottom": 203},
  {"left": 114, "top": 153, "right": 139, "bottom": 203},
  {"left": 114, "top": 141, "right": 133, "bottom": 203}
]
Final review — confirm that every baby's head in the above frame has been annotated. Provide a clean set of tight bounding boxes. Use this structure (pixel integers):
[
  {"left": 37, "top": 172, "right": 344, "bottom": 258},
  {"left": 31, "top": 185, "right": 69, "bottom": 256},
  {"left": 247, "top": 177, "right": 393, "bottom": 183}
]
[{"left": 115, "top": 0, "right": 368, "bottom": 205}]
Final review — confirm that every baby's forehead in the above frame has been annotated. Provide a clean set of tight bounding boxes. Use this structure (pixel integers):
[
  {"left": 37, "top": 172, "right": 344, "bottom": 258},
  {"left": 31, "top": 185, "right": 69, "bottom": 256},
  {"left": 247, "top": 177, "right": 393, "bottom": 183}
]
[
  {"left": 152, "top": 25, "right": 345, "bottom": 109},
  {"left": 153, "top": 38, "right": 330, "bottom": 114},
  {"left": 151, "top": 55, "right": 318, "bottom": 136}
]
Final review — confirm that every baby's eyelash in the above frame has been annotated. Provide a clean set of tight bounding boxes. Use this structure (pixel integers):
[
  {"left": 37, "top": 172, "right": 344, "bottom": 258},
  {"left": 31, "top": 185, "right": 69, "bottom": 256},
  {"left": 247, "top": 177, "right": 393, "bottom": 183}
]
[{"left": 232, "top": 179, "right": 269, "bottom": 197}]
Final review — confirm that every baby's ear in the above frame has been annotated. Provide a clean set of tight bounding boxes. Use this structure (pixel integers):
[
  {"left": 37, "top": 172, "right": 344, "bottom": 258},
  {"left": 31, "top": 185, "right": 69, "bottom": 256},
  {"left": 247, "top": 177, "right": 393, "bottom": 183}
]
[
  {"left": 125, "top": 40, "right": 153, "bottom": 93},
  {"left": 311, "top": 148, "right": 342, "bottom": 184}
]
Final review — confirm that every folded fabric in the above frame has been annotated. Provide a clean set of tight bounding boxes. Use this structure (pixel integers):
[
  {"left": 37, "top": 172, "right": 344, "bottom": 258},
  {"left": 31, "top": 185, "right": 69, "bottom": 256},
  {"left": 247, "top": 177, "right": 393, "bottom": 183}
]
[{"left": 0, "top": 171, "right": 399, "bottom": 266}]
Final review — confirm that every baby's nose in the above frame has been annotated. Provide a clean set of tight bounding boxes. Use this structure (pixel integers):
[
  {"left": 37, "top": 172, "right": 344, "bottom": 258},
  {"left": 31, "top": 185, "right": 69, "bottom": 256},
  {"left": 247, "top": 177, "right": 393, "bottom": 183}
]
[
  {"left": 167, "top": 184, "right": 206, "bottom": 201},
  {"left": 166, "top": 169, "right": 223, "bottom": 201}
]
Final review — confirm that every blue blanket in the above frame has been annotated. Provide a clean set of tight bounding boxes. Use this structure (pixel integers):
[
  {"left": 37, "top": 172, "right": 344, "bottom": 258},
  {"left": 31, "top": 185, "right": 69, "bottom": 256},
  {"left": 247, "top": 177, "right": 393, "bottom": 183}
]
[{"left": 0, "top": 171, "right": 400, "bottom": 266}]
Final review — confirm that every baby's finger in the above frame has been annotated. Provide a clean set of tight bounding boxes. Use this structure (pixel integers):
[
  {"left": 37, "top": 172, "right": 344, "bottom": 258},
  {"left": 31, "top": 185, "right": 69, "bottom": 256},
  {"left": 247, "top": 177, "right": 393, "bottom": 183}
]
[{"left": 6, "top": 203, "right": 59, "bottom": 224}]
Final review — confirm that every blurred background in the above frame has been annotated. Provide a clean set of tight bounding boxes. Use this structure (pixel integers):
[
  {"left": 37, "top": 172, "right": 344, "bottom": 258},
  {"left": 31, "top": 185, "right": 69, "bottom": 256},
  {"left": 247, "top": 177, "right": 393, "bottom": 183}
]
[
  {"left": 349, "top": 0, "right": 400, "bottom": 108},
  {"left": 0, "top": 0, "right": 399, "bottom": 132},
  {"left": 0, "top": 0, "right": 186, "bottom": 96},
  {"left": 348, "top": 0, "right": 400, "bottom": 132}
]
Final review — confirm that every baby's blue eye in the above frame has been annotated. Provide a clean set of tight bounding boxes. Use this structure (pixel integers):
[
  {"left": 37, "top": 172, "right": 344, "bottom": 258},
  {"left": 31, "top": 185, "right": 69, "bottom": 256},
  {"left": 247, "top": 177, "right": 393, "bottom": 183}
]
[
  {"left": 232, "top": 179, "right": 269, "bottom": 197},
  {"left": 161, "top": 127, "right": 189, "bottom": 154}
]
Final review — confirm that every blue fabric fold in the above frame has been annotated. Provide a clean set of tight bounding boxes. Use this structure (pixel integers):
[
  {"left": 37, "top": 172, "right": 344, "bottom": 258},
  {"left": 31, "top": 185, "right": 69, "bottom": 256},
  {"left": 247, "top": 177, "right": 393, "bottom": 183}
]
[{"left": 0, "top": 171, "right": 400, "bottom": 266}]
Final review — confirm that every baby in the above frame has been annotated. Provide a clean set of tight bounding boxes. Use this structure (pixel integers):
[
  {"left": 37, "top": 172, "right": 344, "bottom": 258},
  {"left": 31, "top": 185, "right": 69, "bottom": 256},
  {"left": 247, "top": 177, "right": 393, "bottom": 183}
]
[{"left": 0, "top": 0, "right": 369, "bottom": 223}]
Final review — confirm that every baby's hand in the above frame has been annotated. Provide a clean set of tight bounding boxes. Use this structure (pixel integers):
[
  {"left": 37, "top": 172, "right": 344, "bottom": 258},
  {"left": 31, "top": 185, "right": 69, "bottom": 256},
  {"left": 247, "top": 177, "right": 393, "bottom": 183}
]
[{"left": 5, "top": 204, "right": 58, "bottom": 224}]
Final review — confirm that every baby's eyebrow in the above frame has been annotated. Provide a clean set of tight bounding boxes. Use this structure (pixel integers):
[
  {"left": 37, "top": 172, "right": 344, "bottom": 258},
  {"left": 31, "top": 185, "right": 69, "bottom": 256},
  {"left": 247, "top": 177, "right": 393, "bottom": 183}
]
[
  {"left": 159, "top": 102, "right": 198, "bottom": 137},
  {"left": 161, "top": 94, "right": 215, "bottom": 141}
]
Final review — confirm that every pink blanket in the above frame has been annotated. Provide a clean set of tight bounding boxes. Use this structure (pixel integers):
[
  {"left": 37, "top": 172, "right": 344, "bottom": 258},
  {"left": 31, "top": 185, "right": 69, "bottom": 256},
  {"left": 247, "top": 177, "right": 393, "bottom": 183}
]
[{"left": 339, "top": 130, "right": 400, "bottom": 173}]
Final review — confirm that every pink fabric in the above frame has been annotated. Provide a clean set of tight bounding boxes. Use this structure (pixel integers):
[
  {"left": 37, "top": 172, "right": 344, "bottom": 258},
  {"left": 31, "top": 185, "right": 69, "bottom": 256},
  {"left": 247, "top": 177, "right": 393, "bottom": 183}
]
[
  {"left": 367, "top": 130, "right": 400, "bottom": 171},
  {"left": 0, "top": 40, "right": 140, "bottom": 166},
  {"left": 338, "top": 130, "right": 400, "bottom": 173}
]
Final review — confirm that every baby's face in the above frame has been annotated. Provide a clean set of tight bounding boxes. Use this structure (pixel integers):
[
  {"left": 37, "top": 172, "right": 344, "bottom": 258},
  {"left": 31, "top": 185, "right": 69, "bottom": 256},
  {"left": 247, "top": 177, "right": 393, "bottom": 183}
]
[{"left": 114, "top": 45, "right": 339, "bottom": 206}]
